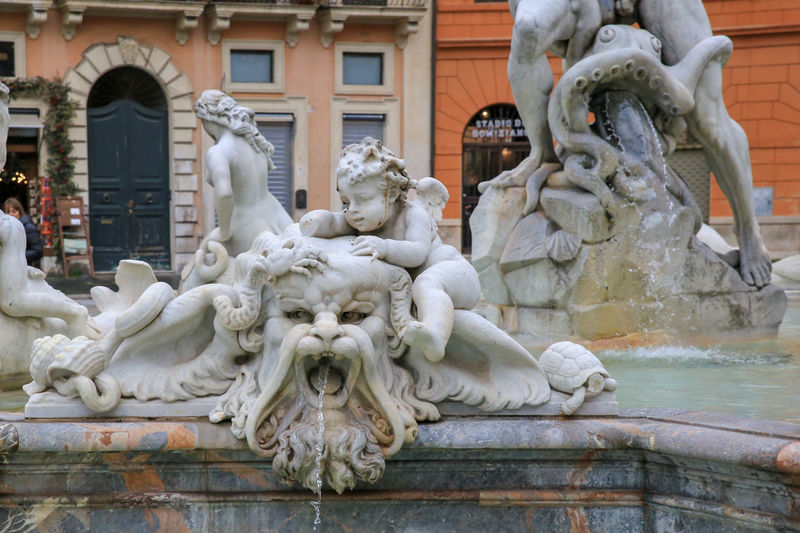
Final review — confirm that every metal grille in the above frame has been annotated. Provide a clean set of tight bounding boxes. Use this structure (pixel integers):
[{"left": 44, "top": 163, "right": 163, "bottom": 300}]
[
  {"left": 257, "top": 118, "right": 294, "bottom": 216},
  {"left": 342, "top": 114, "right": 385, "bottom": 148},
  {"left": 667, "top": 148, "right": 710, "bottom": 223}
]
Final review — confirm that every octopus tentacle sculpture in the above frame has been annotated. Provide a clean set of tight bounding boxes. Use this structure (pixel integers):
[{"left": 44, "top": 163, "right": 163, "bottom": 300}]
[{"left": 548, "top": 25, "right": 732, "bottom": 211}]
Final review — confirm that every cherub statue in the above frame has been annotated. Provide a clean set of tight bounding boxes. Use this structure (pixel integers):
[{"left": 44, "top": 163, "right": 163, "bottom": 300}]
[
  {"left": 299, "top": 138, "right": 481, "bottom": 363},
  {"left": 488, "top": 0, "right": 771, "bottom": 287},
  {"left": 182, "top": 90, "right": 292, "bottom": 289}
]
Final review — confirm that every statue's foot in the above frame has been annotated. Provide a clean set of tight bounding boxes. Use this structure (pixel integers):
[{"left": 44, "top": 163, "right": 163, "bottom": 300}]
[
  {"left": 209, "top": 409, "right": 227, "bottom": 423},
  {"left": 477, "top": 154, "right": 542, "bottom": 193},
  {"left": 403, "top": 320, "right": 446, "bottom": 363},
  {"left": 738, "top": 235, "right": 772, "bottom": 288}
]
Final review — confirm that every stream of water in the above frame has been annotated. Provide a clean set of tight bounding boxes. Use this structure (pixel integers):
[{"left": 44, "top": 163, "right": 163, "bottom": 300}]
[{"left": 311, "top": 363, "right": 329, "bottom": 531}]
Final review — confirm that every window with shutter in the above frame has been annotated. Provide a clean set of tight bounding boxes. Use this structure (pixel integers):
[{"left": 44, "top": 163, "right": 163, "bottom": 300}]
[
  {"left": 257, "top": 114, "right": 295, "bottom": 216},
  {"left": 342, "top": 114, "right": 385, "bottom": 148}
]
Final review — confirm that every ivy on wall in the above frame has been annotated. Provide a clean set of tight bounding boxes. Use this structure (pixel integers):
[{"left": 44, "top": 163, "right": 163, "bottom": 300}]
[{"left": 2, "top": 77, "right": 78, "bottom": 197}]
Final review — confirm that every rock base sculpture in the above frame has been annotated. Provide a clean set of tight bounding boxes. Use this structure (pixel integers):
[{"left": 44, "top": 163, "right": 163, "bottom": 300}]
[{"left": 471, "top": 25, "right": 787, "bottom": 341}]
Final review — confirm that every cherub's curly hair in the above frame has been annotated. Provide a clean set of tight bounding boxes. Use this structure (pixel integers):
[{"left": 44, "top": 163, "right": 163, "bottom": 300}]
[
  {"left": 194, "top": 90, "right": 275, "bottom": 170},
  {"left": 337, "top": 137, "right": 410, "bottom": 198}
]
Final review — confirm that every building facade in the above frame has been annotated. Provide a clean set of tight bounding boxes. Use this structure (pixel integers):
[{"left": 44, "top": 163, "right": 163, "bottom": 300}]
[
  {"left": 434, "top": 0, "right": 800, "bottom": 256},
  {"left": 0, "top": 0, "right": 431, "bottom": 272}
]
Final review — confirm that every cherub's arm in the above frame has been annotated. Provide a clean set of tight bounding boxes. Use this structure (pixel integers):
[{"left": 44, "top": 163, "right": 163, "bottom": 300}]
[
  {"left": 299, "top": 209, "right": 355, "bottom": 238},
  {"left": 207, "top": 147, "right": 233, "bottom": 242},
  {"left": 352, "top": 204, "right": 431, "bottom": 268}
]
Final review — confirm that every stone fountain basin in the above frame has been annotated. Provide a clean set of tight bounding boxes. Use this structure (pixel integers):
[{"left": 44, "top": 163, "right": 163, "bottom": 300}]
[{"left": 0, "top": 408, "right": 797, "bottom": 531}]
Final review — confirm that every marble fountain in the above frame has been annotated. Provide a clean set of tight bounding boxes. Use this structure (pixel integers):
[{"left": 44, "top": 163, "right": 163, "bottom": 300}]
[{"left": 1, "top": 4, "right": 800, "bottom": 531}]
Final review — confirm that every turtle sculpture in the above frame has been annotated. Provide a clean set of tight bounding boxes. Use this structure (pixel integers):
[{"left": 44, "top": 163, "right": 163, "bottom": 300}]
[{"left": 539, "top": 341, "right": 618, "bottom": 415}]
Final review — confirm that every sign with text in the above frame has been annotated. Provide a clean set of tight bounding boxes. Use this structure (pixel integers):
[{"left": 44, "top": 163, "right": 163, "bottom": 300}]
[{"left": 463, "top": 104, "right": 529, "bottom": 144}]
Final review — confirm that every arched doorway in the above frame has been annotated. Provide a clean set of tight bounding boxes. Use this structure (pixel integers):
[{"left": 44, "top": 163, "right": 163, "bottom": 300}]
[
  {"left": 461, "top": 104, "right": 530, "bottom": 252},
  {"left": 87, "top": 66, "right": 170, "bottom": 271}
]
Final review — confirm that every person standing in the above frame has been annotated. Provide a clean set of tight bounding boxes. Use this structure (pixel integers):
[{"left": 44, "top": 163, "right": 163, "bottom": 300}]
[{"left": 3, "top": 197, "right": 43, "bottom": 266}]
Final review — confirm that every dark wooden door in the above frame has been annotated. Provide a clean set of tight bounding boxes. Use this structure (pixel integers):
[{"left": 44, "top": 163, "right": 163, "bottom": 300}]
[
  {"left": 88, "top": 100, "right": 170, "bottom": 271},
  {"left": 461, "top": 144, "right": 528, "bottom": 252}
]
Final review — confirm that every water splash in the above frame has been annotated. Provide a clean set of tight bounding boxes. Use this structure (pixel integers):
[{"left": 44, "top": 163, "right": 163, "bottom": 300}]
[
  {"left": 311, "top": 363, "right": 329, "bottom": 531},
  {"left": 597, "top": 344, "right": 792, "bottom": 366}
]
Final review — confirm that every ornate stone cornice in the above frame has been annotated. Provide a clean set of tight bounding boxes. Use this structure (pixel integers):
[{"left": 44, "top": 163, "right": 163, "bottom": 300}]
[
  {"left": 54, "top": 0, "right": 205, "bottom": 44},
  {"left": 204, "top": 3, "right": 317, "bottom": 48},
  {"left": 0, "top": 0, "right": 50, "bottom": 39},
  {"left": 320, "top": 1, "right": 427, "bottom": 49}
]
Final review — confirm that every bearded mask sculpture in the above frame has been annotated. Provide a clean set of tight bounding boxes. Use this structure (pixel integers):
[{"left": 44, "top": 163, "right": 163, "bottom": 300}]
[{"left": 233, "top": 237, "right": 423, "bottom": 492}]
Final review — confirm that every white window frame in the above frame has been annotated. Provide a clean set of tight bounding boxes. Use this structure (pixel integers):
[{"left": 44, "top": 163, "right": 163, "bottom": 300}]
[
  {"left": 222, "top": 39, "right": 285, "bottom": 94},
  {"left": 0, "top": 31, "right": 26, "bottom": 78},
  {"left": 334, "top": 42, "right": 394, "bottom": 96},
  {"left": 329, "top": 97, "right": 400, "bottom": 210}
]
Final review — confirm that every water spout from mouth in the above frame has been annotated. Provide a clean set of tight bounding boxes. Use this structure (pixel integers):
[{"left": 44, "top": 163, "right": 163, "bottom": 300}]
[
  {"left": 311, "top": 363, "right": 329, "bottom": 530},
  {"left": 310, "top": 360, "right": 342, "bottom": 395}
]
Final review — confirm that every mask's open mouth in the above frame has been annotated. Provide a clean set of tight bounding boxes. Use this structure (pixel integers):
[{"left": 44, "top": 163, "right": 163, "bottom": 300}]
[{"left": 297, "top": 353, "right": 358, "bottom": 407}]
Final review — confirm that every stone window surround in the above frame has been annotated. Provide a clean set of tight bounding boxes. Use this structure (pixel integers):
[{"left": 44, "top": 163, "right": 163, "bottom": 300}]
[
  {"left": 221, "top": 39, "right": 286, "bottom": 94},
  {"left": 329, "top": 96, "right": 400, "bottom": 210},
  {"left": 0, "top": 31, "right": 25, "bottom": 78},
  {"left": 200, "top": 95, "right": 309, "bottom": 235},
  {"left": 63, "top": 37, "right": 199, "bottom": 272},
  {"left": 334, "top": 42, "right": 395, "bottom": 96}
]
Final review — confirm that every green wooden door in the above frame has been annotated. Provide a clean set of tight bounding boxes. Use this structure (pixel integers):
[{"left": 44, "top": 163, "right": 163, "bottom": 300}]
[{"left": 88, "top": 99, "right": 170, "bottom": 271}]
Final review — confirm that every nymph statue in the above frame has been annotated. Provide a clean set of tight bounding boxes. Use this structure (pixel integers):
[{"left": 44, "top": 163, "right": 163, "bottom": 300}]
[{"left": 181, "top": 90, "right": 292, "bottom": 290}]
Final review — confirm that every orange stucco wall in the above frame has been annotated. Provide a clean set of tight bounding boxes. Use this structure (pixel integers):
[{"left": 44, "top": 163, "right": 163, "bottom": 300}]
[
  {"left": 435, "top": 0, "right": 800, "bottom": 220},
  {"left": 0, "top": 12, "right": 402, "bottom": 213},
  {"left": 0, "top": 4, "right": 428, "bottom": 271}
]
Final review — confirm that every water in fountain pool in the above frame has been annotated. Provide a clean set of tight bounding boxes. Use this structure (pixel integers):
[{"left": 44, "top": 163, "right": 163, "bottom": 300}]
[{"left": 598, "top": 291, "right": 800, "bottom": 423}]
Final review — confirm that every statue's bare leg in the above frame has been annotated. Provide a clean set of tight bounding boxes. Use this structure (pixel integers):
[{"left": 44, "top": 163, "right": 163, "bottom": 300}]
[
  {"left": 688, "top": 68, "right": 771, "bottom": 287},
  {"left": 2, "top": 293, "right": 88, "bottom": 337},
  {"left": 640, "top": 0, "right": 772, "bottom": 287},
  {"left": 479, "top": 0, "right": 574, "bottom": 193},
  {"left": 404, "top": 260, "right": 480, "bottom": 363}
]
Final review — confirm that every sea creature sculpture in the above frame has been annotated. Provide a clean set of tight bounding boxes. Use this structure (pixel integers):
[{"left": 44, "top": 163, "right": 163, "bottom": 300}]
[
  {"left": 539, "top": 342, "right": 617, "bottom": 415},
  {"left": 469, "top": 23, "right": 786, "bottom": 339},
  {"left": 498, "top": 0, "right": 771, "bottom": 287},
  {"left": 24, "top": 335, "right": 120, "bottom": 412},
  {"left": 548, "top": 25, "right": 732, "bottom": 215}
]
